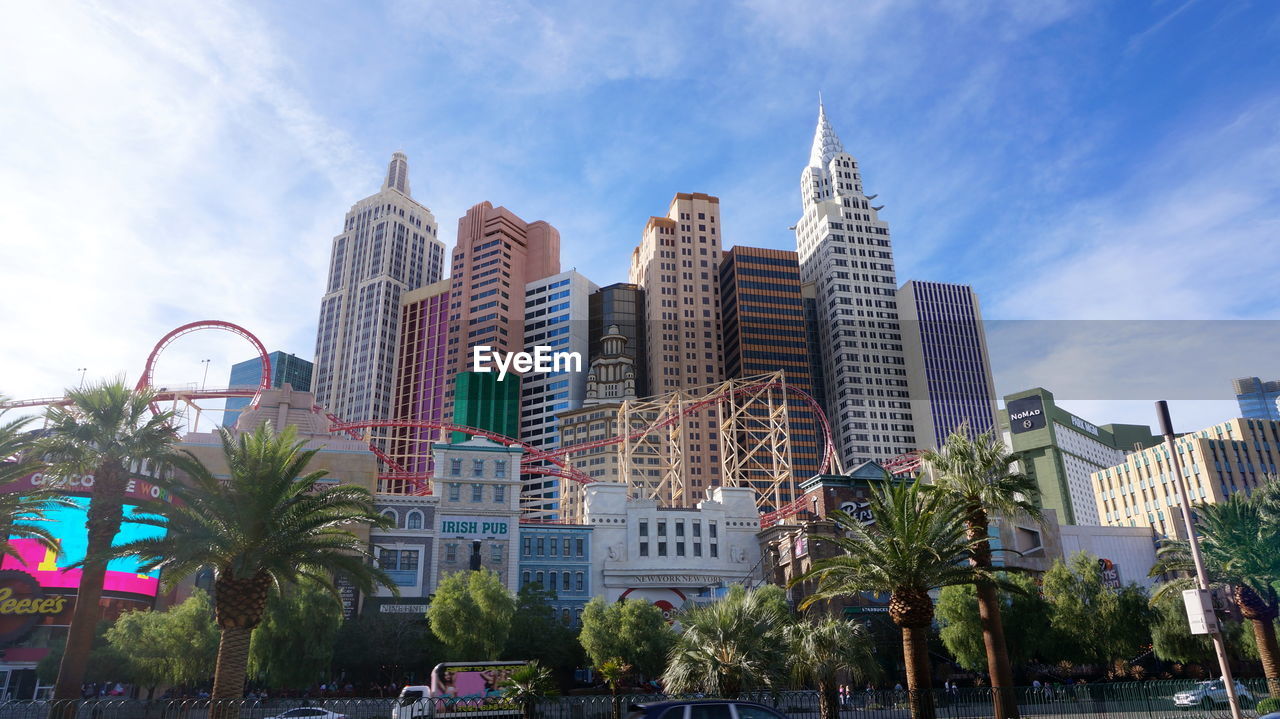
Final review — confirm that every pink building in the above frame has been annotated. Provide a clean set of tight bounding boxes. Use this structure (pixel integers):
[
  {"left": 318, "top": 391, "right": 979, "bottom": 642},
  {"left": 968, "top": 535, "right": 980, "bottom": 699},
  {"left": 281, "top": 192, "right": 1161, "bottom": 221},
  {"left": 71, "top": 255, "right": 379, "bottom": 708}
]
[
  {"left": 389, "top": 278, "right": 451, "bottom": 478},
  {"left": 444, "top": 201, "right": 560, "bottom": 417}
]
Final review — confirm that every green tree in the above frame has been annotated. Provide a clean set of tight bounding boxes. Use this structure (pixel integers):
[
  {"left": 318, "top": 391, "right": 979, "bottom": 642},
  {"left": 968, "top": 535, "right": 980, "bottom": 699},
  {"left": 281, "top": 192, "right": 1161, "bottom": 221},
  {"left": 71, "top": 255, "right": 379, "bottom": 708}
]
[
  {"left": 1152, "top": 492, "right": 1280, "bottom": 696},
  {"left": 579, "top": 597, "right": 674, "bottom": 680},
  {"left": 503, "top": 583, "right": 580, "bottom": 674},
  {"left": 103, "top": 590, "right": 218, "bottom": 696},
  {"left": 922, "top": 427, "right": 1040, "bottom": 719},
  {"left": 332, "top": 612, "right": 441, "bottom": 688},
  {"left": 249, "top": 580, "right": 344, "bottom": 689},
  {"left": 37, "top": 621, "right": 128, "bottom": 688},
  {"left": 794, "top": 476, "right": 1009, "bottom": 719},
  {"left": 596, "top": 659, "right": 630, "bottom": 719},
  {"left": 936, "top": 573, "right": 1056, "bottom": 673},
  {"left": 429, "top": 569, "right": 516, "bottom": 660},
  {"left": 109, "top": 423, "right": 393, "bottom": 703},
  {"left": 0, "top": 399, "right": 70, "bottom": 562},
  {"left": 499, "top": 660, "right": 558, "bottom": 719},
  {"left": 37, "top": 379, "right": 180, "bottom": 705},
  {"left": 1150, "top": 590, "right": 1217, "bottom": 665},
  {"left": 1041, "top": 552, "right": 1155, "bottom": 666},
  {"left": 785, "top": 618, "right": 878, "bottom": 719},
  {"left": 663, "top": 586, "right": 791, "bottom": 696}
]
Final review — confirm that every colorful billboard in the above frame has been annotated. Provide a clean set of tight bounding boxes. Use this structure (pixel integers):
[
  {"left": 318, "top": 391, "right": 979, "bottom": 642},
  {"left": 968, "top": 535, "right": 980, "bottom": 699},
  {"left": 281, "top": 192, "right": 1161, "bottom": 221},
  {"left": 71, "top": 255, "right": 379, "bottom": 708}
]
[{"left": 0, "top": 495, "right": 165, "bottom": 597}]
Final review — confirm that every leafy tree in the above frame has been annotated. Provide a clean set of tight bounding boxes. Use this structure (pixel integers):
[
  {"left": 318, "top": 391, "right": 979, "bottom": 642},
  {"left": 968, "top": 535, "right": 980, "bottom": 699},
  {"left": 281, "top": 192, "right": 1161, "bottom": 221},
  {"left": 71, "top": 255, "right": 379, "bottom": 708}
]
[
  {"left": 1150, "top": 589, "right": 1218, "bottom": 665},
  {"left": 1153, "top": 491, "right": 1280, "bottom": 697},
  {"left": 249, "top": 580, "right": 344, "bottom": 689},
  {"left": 785, "top": 618, "right": 878, "bottom": 719},
  {"left": 500, "top": 660, "right": 558, "bottom": 719},
  {"left": 937, "top": 573, "right": 1055, "bottom": 673},
  {"left": 103, "top": 590, "right": 218, "bottom": 696},
  {"left": 0, "top": 400, "right": 70, "bottom": 562},
  {"left": 37, "top": 379, "right": 180, "bottom": 704},
  {"left": 922, "top": 427, "right": 1040, "bottom": 719},
  {"left": 663, "top": 586, "right": 791, "bottom": 696},
  {"left": 1041, "top": 552, "right": 1155, "bottom": 667},
  {"left": 332, "top": 612, "right": 441, "bottom": 688},
  {"left": 109, "top": 423, "right": 393, "bottom": 702},
  {"left": 429, "top": 569, "right": 516, "bottom": 660},
  {"left": 579, "top": 597, "right": 674, "bottom": 679},
  {"left": 503, "top": 583, "right": 581, "bottom": 674},
  {"left": 37, "top": 621, "right": 128, "bottom": 688},
  {"left": 794, "top": 476, "right": 1010, "bottom": 719}
]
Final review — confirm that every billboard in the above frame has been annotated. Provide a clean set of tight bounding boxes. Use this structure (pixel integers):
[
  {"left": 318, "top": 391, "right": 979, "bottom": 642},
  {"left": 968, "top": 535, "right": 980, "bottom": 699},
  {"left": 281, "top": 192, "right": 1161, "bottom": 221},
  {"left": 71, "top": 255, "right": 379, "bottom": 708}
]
[
  {"left": 1008, "top": 395, "right": 1047, "bottom": 434},
  {"left": 0, "top": 495, "right": 166, "bottom": 598}
]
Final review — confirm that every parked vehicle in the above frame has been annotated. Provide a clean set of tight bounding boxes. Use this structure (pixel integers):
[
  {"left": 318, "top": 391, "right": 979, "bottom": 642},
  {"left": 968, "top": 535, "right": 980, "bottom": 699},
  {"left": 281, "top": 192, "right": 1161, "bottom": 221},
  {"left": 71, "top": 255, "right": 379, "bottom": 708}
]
[
  {"left": 1172, "top": 680, "right": 1254, "bottom": 709},
  {"left": 266, "top": 708, "right": 347, "bottom": 719},
  {"left": 627, "top": 700, "right": 792, "bottom": 719}
]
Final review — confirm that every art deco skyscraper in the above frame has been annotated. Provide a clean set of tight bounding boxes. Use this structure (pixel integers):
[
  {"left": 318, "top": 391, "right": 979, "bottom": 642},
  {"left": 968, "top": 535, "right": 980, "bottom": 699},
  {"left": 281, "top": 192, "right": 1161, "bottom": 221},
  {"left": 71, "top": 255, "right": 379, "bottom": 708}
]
[
  {"left": 794, "top": 104, "right": 916, "bottom": 467},
  {"left": 314, "top": 153, "right": 447, "bottom": 425}
]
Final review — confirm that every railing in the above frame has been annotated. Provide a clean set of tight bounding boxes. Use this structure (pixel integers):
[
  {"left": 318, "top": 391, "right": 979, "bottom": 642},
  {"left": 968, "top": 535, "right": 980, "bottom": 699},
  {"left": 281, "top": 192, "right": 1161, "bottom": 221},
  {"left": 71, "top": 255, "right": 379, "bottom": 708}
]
[{"left": 0, "top": 680, "right": 1271, "bottom": 719}]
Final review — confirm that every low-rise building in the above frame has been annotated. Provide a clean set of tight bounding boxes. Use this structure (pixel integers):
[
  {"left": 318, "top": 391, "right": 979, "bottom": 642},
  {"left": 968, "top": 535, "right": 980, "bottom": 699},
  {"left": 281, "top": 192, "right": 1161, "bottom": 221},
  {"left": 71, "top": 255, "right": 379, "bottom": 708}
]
[{"left": 517, "top": 523, "right": 593, "bottom": 625}]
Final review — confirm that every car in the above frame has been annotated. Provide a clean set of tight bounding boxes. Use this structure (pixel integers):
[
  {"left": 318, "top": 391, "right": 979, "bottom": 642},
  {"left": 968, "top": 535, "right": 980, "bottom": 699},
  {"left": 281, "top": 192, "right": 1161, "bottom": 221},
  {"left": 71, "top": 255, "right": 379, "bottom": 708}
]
[
  {"left": 265, "top": 708, "right": 347, "bottom": 719},
  {"left": 627, "top": 700, "right": 792, "bottom": 719},
  {"left": 1172, "top": 680, "right": 1253, "bottom": 709}
]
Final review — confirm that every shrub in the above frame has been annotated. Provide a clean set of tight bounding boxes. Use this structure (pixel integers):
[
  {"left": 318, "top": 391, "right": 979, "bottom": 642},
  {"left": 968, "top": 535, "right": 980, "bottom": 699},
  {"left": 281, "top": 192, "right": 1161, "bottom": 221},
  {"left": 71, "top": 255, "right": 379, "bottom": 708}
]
[{"left": 1256, "top": 697, "right": 1280, "bottom": 715}]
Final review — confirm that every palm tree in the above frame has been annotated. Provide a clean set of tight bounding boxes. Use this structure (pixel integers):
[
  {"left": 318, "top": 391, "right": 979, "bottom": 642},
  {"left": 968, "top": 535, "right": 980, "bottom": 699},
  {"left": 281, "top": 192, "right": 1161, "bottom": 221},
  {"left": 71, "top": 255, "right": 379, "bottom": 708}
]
[
  {"left": 36, "top": 380, "right": 180, "bottom": 706},
  {"left": 793, "top": 476, "right": 1011, "bottom": 719},
  {"left": 109, "top": 422, "right": 394, "bottom": 707},
  {"left": 596, "top": 658, "right": 630, "bottom": 719},
  {"left": 1151, "top": 492, "right": 1280, "bottom": 698},
  {"left": 0, "top": 400, "right": 70, "bottom": 560},
  {"left": 921, "top": 426, "right": 1040, "bottom": 719},
  {"left": 500, "top": 661, "right": 558, "bottom": 719},
  {"left": 662, "top": 586, "right": 791, "bottom": 696},
  {"left": 785, "top": 618, "right": 878, "bottom": 719}
]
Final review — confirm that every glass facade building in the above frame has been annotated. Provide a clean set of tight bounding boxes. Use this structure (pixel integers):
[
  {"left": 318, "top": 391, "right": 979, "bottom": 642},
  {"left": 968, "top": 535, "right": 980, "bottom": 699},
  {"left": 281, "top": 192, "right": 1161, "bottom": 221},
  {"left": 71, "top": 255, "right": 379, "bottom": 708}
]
[
  {"left": 1233, "top": 377, "right": 1280, "bottom": 421},
  {"left": 588, "top": 283, "right": 647, "bottom": 397},
  {"left": 222, "top": 351, "right": 314, "bottom": 428}
]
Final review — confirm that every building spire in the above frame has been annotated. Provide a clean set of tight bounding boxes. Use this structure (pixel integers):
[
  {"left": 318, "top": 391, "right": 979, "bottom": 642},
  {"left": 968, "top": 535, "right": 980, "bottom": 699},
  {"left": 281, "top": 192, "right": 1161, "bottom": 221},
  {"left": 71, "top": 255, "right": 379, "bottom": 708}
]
[
  {"left": 808, "top": 100, "right": 845, "bottom": 169},
  {"left": 383, "top": 151, "right": 411, "bottom": 196}
]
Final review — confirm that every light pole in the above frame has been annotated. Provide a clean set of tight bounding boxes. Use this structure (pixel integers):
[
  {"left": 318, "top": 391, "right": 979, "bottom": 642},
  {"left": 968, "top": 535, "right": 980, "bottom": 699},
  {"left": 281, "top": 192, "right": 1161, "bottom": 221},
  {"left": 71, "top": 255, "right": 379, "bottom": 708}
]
[
  {"left": 200, "top": 359, "right": 211, "bottom": 390},
  {"left": 76, "top": 367, "right": 87, "bottom": 387},
  {"left": 1156, "top": 400, "right": 1242, "bottom": 719}
]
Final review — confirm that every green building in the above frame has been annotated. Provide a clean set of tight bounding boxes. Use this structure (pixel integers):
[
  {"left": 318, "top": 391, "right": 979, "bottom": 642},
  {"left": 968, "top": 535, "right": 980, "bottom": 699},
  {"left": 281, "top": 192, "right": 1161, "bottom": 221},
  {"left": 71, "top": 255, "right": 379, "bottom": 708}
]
[
  {"left": 451, "top": 371, "right": 521, "bottom": 442},
  {"left": 999, "top": 388, "right": 1159, "bottom": 526}
]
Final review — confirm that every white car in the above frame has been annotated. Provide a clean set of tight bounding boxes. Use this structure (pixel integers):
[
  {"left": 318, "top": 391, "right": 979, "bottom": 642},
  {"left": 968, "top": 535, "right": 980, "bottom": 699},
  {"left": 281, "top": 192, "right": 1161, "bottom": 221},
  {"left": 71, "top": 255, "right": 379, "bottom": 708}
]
[
  {"left": 266, "top": 708, "right": 347, "bottom": 719},
  {"left": 1172, "top": 680, "right": 1253, "bottom": 709}
]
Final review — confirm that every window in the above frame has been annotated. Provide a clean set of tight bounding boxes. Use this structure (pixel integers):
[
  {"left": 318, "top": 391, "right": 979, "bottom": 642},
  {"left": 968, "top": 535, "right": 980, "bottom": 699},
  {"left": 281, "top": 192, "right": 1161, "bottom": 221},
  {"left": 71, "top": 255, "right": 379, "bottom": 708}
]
[
  {"left": 472, "top": 484, "right": 483, "bottom": 502},
  {"left": 689, "top": 705, "right": 731, "bottom": 719},
  {"left": 639, "top": 542, "right": 649, "bottom": 557},
  {"left": 523, "top": 537, "right": 532, "bottom": 556},
  {"left": 710, "top": 543, "right": 718, "bottom": 558},
  {"left": 448, "top": 483, "right": 460, "bottom": 502},
  {"left": 658, "top": 542, "right": 668, "bottom": 557},
  {"left": 657, "top": 521, "right": 667, "bottom": 537},
  {"left": 675, "top": 522, "right": 685, "bottom": 537},
  {"left": 551, "top": 538, "right": 559, "bottom": 556},
  {"left": 536, "top": 571, "right": 544, "bottom": 586},
  {"left": 406, "top": 511, "right": 423, "bottom": 530},
  {"left": 693, "top": 543, "right": 702, "bottom": 558},
  {"left": 381, "top": 509, "right": 399, "bottom": 528},
  {"left": 449, "top": 459, "right": 462, "bottom": 477},
  {"left": 734, "top": 705, "right": 787, "bottom": 719},
  {"left": 676, "top": 542, "right": 685, "bottom": 556},
  {"left": 576, "top": 538, "right": 584, "bottom": 556},
  {"left": 495, "top": 485, "right": 506, "bottom": 503},
  {"left": 445, "top": 543, "right": 458, "bottom": 563},
  {"left": 378, "top": 548, "right": 398, "bottom": 570},
  {"left": 491, "top": 543, "right": 503, "bottom": 563},
  {"left": 562, "top": 571, "right": 571, "bottom": 591},
  {"left": 692, "top": 522, "right": 701, "bottom": 538},
  {"left": 639, "top": 520, "right": 648, "bottom": 537},
  {"left": 495, "top": 459, "right": 507, "bottom": 478},
  {"left": 536, "top": 537, "right": 545, "bottom": 555},
  {"left": 709, "top": 522, "right": 718, "bottom": 539},
  {"left": 576, "top": 572, "right": 584, "bottom": 591},
  {"left": 522, "top": 571, "right": 531, "bottom": 587},
  {"left": 563, "top": 538, "right": 571, "bottom": 556},
  {"left": 473, "top": 459, "right": 485, "bottom": 476}
]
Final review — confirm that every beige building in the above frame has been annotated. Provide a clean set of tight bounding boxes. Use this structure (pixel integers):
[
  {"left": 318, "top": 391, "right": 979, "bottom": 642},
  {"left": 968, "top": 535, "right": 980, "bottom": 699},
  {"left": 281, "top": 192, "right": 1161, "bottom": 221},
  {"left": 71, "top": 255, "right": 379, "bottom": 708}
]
[
  {"left": 1091, "top": 417, "right": 1280, "bottom": 538},
  {"left": 628, "top": 192, "right": 725, "bottom": 504},
  {"left": 429, "top": 437, "right": 524, "bottom": 590}
]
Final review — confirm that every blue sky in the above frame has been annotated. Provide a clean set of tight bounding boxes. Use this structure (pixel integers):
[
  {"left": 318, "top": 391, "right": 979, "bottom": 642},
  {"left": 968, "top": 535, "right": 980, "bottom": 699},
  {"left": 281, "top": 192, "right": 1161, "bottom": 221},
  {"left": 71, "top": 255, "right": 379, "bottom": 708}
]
[{"left": 1, "top": 0, "right": 1278, "bottom": 431}]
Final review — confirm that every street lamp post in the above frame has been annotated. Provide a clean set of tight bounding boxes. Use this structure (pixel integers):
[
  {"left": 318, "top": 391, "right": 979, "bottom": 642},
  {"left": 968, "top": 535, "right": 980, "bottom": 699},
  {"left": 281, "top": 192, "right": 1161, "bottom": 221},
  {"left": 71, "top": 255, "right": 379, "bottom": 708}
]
[
  {"left": 76, "top": 367, "right": 87, "bottom": 387},
  {"left": 1156, "top": 400, "right": 1242, "bottom": 719},
  {"left": 200, "top": 359, "right": 211, "bottom": 390}
]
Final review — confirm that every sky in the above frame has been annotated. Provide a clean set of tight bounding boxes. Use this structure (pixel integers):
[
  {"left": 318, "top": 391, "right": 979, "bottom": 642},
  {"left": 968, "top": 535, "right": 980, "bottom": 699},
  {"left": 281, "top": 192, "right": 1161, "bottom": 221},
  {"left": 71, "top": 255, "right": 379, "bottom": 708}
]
[{"left": 1, "top": 0, "right": 1278, "bottom": 433}]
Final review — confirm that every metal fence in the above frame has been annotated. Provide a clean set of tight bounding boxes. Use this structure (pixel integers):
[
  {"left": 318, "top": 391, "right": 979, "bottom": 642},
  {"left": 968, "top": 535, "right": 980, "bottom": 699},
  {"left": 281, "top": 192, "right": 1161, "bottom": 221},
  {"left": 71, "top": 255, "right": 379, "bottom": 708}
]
[{"left": 0, "top": 680, "right": 1272, "bottom": 719}]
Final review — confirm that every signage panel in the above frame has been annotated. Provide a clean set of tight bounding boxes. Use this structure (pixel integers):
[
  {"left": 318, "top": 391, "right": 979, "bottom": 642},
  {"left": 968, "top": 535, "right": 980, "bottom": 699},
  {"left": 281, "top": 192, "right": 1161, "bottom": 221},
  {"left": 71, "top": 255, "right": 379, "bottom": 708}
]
[
  {"left": 1008, "top": 396, "right": 1047, "bottom": 434},
  {"left": 438, "top": 515, "right": 511, "bottom": 539}
]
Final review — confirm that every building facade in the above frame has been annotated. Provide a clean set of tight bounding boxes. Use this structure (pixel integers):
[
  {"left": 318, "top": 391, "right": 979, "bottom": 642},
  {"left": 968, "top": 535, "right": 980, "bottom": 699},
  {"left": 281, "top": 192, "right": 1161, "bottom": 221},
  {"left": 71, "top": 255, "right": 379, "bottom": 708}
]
[
  {"left": 388, "top": 279, "right": 451, "bottom": 474},
  {"left": 430, "top": 438, "right": 525, "bottom": 591},
  {"left": 897, "top": 280, "right": 998, "bottom": 449},
  {"left": 794, "top": 103, "right": 915, "bottom": 468},
  {"left": 451, "top": 371, "right": 521, "bottom": 442},
  {"left": 628, "top": 192, "right": 725, "bottom": 503},
  {"left": 1092, "top": 417, "right": 1280, "bottom": 538},
  {"left": 368, "top": 494, "right": 437, "bottom": 615},
  {"left": 720, "top": 246, "right": 821, "bottom": 487},
  {"left": 314, "top": 153, "right": 446, "bottom": 425},
  {"left": 1233, "top": 377, "right": 1280, "bottom": 421},
  {"left": 222, "top": 351, "right": 314, "bottom": 428},
  {"left": 520, "top": 270, "right": 597, "bottom": 516},
  {"left": 517, "top": 523, "right": 593, "bottom": 626},
  {"left": 589, "top": 283, "right": 647, "bottom": 397},
  {"left": 1001, "top": 388, "right": 1160, "bottom": 526}
]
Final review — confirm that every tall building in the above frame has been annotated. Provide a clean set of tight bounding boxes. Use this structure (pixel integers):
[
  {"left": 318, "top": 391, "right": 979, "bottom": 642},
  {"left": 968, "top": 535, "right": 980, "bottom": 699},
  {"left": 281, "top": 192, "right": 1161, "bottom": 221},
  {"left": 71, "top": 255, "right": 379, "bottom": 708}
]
[
  {"left": 222, "top": 352, "right": 313, "bottom": 428},
  {"left": 719, "top": 246, "right": 821, "bottom": 487},
  {"left": 897, "top": 281, "right": 998, "bottom": 449},
  {"left": 1000, "top": 388, "right": 1159, "bottom": 526},
  {"left": 520, "top": 270, "right": 597, "bottom": 515},
  {"left": 628, "top": 192, "right": 725, "bottom": 503},
  {"left": 313, "top": 153, "right": 446, "bottom": 427},
  {"left": 1233, "top": 377, "right": 1280, "bottom": 421},
  {"left": 388, "top": 279, "right": 451, "bottom": 474},
  {"left": 794, "top": 103, "right": 915, "bottom": 468},
  {"left": 588, "top": 283, "right": 647, "bottom": 397},
  {"left": 444, "top": 201, "right": 559, "bottom": 409},
  {"left": 1092, "top": 417, "right": 1280, "bottom": 538},
  {"left": 451, "top": 371, "right": 521, "bottom": 443}
]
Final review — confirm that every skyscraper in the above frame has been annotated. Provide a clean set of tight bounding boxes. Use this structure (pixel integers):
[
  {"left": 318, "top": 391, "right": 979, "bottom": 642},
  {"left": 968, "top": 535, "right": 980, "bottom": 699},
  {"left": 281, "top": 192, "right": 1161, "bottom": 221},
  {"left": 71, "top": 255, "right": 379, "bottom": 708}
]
[
  {"left": 628, "top": 192, "right": 725, "bottom": 503},
  {"left": 444, "top": 201, "right": 559, "bottom": 411},
  {"left": 897, "top": 280, "right": 998, "bottom": 449},
  {"left": 719, "top": 246, "right": 821, "bottom": 486},
  {"left": 387, "top": 278, "right": 451, "bottom": 475},
  {"left": 588, "top": 283, "right": 647, "bottom": 397},
  {"left": 794, "top": 103, "right": 915, "bottom": 467},
  {"left": 221, "top": 352, "right": 314, "bottom": 428},
  {"left": 313, "top": 153, "right": 446, "bottom": 426},
  {"left": 1233, "top": 377, "right": 1280, "bottom": 420}
]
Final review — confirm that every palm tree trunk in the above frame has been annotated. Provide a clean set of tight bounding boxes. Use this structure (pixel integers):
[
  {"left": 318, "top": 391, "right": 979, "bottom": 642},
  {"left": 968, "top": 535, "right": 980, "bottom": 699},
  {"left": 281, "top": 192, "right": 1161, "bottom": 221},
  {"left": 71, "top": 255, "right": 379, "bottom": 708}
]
[
  {"left": 51, "top": 464, "right": 128, "bottom": 715},
  {"left": 1246, "top": 616, "right": 1280, "bottom": 698},
  {"left": 818, "top": 680, "right": 840, "bottom": 719},
  {"left": 967, "top": 514, "right": 1019, "bottom": 719},
  {"left": 210, "top": 625, "right": 252, "bottom": 713},
  {"left": 901, "top": 624, "right": 936, "bottom": 719}
]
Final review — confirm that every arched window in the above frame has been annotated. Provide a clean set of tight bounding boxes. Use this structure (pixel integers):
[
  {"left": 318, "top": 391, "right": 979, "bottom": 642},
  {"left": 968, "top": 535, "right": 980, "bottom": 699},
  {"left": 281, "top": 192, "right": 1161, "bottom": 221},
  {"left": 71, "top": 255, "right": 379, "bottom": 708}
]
[
  {"left": 381, "top": 509, "right": 399, "bottom": 528},
  {"left": 535, "top": 571, "right": 544, "bottom": 586},
  {"left": 561, "top": 609, "right": 571, "bottom": 625},
  {"left": 522, "top": 571, "right": 531, "bottom": 588},
  {"left": 562, "top": 571, "right": 571, "bottom": 592},
  {"left": 406, "top": 510, "right": 423, "bottom": 530}
]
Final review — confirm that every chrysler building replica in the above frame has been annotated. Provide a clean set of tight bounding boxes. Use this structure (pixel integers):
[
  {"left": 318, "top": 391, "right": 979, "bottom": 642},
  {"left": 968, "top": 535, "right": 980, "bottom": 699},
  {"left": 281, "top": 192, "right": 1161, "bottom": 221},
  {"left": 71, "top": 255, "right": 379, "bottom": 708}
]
[{"left": 794, "top": 102, "right": 916, "bottom": 466}]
